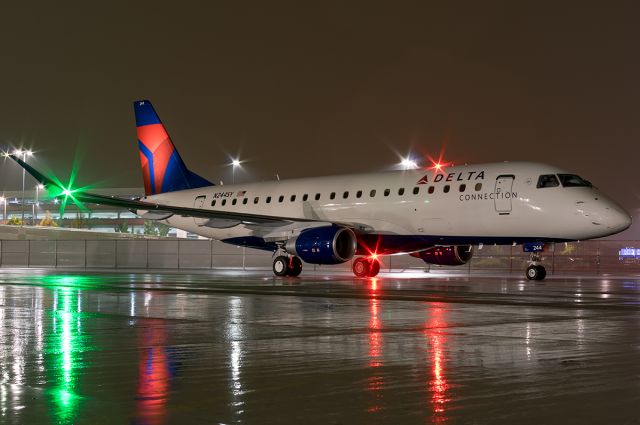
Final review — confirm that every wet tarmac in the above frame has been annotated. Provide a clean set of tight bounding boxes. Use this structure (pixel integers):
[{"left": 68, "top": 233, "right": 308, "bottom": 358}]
[{"left": 0, "top": 269, "right": 638, "bottom": 425}]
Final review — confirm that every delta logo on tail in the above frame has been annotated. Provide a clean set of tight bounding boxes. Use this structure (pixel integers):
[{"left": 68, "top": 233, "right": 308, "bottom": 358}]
[{"left": 135, "top": 100, "right": 212, "bottom": 195}]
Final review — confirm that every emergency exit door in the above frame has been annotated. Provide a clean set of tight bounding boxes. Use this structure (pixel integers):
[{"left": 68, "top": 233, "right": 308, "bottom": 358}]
[{"left": 494, "top": 175, "right": 514, "bottom": 213}]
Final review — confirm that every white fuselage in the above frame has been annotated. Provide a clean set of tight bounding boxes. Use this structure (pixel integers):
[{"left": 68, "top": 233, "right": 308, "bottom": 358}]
[{"left": 141, "top": 161, "right": 630, "bottom": 252}]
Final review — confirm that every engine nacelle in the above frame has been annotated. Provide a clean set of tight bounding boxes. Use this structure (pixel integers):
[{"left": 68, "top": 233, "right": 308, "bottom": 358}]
[
  {"left": 285, "top": 226, "right": 357, "bottom": 265},
  {"left": 412, "top": 245, "right": 474, "bottom": 266}
]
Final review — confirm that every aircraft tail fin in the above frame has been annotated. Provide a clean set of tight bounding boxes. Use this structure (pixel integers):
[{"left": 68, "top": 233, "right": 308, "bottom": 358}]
[{"left": 134, "top": 100, "right": 213, "bottom": 196}]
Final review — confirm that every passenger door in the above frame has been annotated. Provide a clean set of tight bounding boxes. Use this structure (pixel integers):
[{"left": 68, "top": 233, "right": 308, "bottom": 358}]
[{"left": 494, "top": 175, "right": 514, "bottom": 214}]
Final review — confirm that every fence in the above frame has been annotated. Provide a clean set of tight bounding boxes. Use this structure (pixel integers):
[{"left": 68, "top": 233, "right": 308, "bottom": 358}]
[{"left": 0, "top": 239, "right": 639, "bottom": 276}]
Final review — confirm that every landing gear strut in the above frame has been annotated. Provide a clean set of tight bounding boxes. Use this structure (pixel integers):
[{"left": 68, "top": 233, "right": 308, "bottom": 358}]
[
  {"left": 353, "top": 257, "right": 380, "bottom": 278},
  {"left": 273, "top": 255, "right": 303, "bottom": 277},
  {"left": 525, "top": 252, "right": 546, "bottom": 281}
]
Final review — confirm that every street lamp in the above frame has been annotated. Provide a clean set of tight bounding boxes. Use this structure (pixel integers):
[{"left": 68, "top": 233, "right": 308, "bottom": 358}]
[
  {"left": 14, "top": 149, "right": 33, "bottom": 226},
  {"left": 33, "top": 184, "right": 44, "bottom": 225},
  {"left": 231, "top": 158, "right": 241, "bottom": 184}
]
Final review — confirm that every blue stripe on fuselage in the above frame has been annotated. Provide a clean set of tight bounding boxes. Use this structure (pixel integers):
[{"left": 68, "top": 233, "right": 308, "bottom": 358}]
[{"left": 222, "top": 234, "right": 571, "bottom": 255}]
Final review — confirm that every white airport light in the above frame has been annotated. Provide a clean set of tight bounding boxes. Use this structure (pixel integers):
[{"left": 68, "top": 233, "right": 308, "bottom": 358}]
[
  {"left": 37, "top": 184, "right": 45, "bottom": 190},
  {"left": 231, "top": 158, "right": 242, "bottom": 184},
  {"left": 400, "top": 157, "right": 418, "bottom": 170}
]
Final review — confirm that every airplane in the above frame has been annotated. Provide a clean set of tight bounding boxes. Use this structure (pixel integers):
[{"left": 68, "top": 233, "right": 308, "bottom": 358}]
[{"left": 8, "top": 100, "right": 632, "bottom": 280}]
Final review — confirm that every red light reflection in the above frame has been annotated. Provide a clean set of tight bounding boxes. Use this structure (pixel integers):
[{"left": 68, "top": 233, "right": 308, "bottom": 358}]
[
  {"left": 135, "top": 321, "right": 173, "bottom": 425},
  {"left": 367, "top": 297, "right": 384, "bottom": 413},
  {"left": 425, "top": 302, "right": 449, "bottom": 423}
]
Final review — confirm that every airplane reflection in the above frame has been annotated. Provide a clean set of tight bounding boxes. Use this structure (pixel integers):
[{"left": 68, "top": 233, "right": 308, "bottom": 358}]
[{"left": 134, "top": 319, "right": 174, "bottom": 425}]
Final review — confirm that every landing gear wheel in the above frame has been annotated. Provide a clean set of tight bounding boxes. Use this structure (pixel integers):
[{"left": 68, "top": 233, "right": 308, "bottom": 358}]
[
  {"left": 286, "top": 256, "right": 303, "bottom": 277},
  {"left": 353, "top": 257, "right": 370, "bottom": 278},
  {"left": 273, "top": 256, "right": 289, "bottom": 277},
  {"left": 367, "top": 259, "right": 380, "bottom": 278},
  {"left": 526, "top": 265, "right": 546, "bottom": 281}
]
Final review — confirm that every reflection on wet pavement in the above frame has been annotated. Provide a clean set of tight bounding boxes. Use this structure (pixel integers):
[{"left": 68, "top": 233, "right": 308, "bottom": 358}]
[{"left": 0, "top": 270, "right": 637, "bottom": 424}]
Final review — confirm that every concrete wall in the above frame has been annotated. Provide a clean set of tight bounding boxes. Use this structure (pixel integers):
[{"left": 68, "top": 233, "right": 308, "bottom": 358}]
[{"left": 0, "top": 239, "right": 639, "bottom": 275}]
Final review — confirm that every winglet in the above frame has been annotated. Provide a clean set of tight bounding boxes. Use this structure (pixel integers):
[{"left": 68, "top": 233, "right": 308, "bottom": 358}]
[{"left": 7, "top": 154, "right": 62, "bottom": 191}]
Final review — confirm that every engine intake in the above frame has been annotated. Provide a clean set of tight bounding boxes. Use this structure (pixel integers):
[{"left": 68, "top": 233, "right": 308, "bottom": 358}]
[
  {"left": 412, "top": 245, "right": 473, "bottom": 266},
  {"left": 285, "top": 226, "right": 357, "bottom": 265}
]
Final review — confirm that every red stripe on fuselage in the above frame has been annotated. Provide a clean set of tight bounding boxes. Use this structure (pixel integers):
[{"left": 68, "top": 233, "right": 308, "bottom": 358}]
[{"left": 137, "top": 124, "right": 175, "bottom": 194}]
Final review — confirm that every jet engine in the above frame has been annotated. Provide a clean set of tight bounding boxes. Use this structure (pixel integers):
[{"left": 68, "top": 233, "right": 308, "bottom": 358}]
[
  {"left": 412, "top": 245, "right": 474, "bottom": 266},
  {"left": 285, "top": 226, "right": 357, "bottom": 264}
]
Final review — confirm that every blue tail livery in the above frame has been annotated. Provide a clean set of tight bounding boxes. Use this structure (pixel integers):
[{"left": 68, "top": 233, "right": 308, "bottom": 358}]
[{"left": 135, "top": 100, "right": 213, "bottom": 195}]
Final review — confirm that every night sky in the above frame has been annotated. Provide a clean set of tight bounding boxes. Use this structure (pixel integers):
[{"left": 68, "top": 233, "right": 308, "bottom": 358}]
[{"left": 0, "top": 2, "right": 638, "bottom": 232}]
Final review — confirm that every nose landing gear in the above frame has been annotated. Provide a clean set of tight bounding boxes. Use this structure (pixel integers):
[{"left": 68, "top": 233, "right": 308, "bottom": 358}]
[
  {"left": 525, "top": 252, "right": 547, "bottom": 281},
  {"left": 353, "top": 257, "right": 380, "bottom": 278},
  {"left": 526, "top": 264, "right": 546, "bottom": 280},
  {"left": 273, "top": 255, "right": 303, "bottom": 277}
]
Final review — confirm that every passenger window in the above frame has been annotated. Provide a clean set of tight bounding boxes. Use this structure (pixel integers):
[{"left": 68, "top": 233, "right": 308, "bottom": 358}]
[
  {"left": 475, "top": 183, "right": 482, "bottom": 191},
  {"left": 303, "top": 194, "right": 308, "bottom": 201},
  {"left": 279, "top": 195, "right": 284, "bottom": 203},
  {"left": 356, "top": 190, "right": 362, "bottom": 198},
  {"left": 330, "top": 192, "right": 336, "bottom": 200},
  {"left": 211, "top": 200, "right": 217, "bottom": 206},
  {"left": 384, "top": 189, "right": 390, "bottom": 196},
  {"left": 537, "top": 174, "right": 560, "bottom": 188},
  {"left": 443, "top": 185, "right": 450, "bottom": 193},
  {"left": 254, "top": 197, "right": 259, "bottom": 204},
  {"left": 398, "top": 188, "right": 405, "bottom": 196},
  {"left": 232, "top": 199, "right": 237, "bottom": 205},
  {"left": 243, "top": 198, "right": 248, "bottom": 205},
  {"left": 315, "top": 193, "right": 321, "bottom": 201},
  {"left": 290, "top": 195, "right": 296, "bottom": 202},
  {"left": 343, "top": 191, "right": 349, "bottom": 199},
  {"left": 413, "top": 187, "right": 419, "bottom": 195},
  {"left": 428, "top": 186, "right": 435, "bottom": 194},
  {"left": 266, "top": 196, "right": 272, "bottom": 203},
  {"left": 222, "top": 199, "right": 227, "bottom": 206},
  {"left": 370, "top": 189, "right": 376, "bottom": 197},
  {"left": 459, "top": 184, "right": 466, "bottom": 192}
]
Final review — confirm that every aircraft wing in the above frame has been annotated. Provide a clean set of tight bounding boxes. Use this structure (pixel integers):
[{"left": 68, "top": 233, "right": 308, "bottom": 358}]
[{"left": 8, "top": 154, "right": 317, "bottom": 225}]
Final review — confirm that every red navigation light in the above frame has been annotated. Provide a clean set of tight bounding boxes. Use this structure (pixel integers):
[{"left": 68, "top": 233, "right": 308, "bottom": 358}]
[{"left": 427, "top": 155, "right": 451, "bottom": 176}]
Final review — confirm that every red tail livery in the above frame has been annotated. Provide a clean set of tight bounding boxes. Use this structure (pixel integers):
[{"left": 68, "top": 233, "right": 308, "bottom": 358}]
[{"left": 135, "top": 100, "right": 212, "bottom": 195}]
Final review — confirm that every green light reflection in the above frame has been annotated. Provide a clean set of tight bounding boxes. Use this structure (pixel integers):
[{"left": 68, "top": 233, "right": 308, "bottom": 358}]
[{"left": 47, "top": 287, "right": 92, "bottom": 424}]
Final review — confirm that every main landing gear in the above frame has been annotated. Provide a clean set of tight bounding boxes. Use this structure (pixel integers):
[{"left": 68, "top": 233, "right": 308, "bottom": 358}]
[
  {"left": 273, "top": 255, "right": 303, "bottom": 277},
  {"left": 352, "top": 257, "right": 380, "bottom": 278},
  {"left": 525, "top": 252, "right": 547, "bottom": 281}
]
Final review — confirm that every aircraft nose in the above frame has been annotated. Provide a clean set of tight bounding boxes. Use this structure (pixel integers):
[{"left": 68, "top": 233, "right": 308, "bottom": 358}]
[
  {"left": 605, "top": 204, "right": 632, "bottom": 232},
  {"left": 611, "top": 209, "right": 631, "bottom": 232}
]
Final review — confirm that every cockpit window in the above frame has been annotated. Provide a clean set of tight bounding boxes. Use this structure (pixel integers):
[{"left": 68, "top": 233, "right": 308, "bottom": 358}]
[
  {"left": 558, "top": 174, "right": 591, "bottom": 187},
  {"left": 536, "top": 174, "right": 560, "bottom": 188}
]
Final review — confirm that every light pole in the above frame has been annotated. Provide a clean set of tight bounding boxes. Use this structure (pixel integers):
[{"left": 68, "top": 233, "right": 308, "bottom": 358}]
[
  {"left": 33, "top": 184, "right": 43, "bottom": 225},
  {"left": 231, "top": 159, "right": 241, "bottom": 184},
  {"left": 0, "top": 197, "right": 5, "bottom": 224},
  {"left": 14, "top": 150, "right": 33, "bottom": 226}
]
